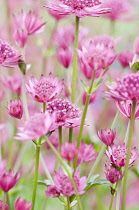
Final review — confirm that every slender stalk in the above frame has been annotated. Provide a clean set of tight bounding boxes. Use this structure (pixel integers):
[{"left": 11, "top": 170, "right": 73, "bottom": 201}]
[
  {"left": 109, "top": 194, "right": 114, "bottom": 210},
  {"left": 43, "top": 102, "right": 47, "bottom": 113},
  {"left": 6, "top": 193, "right": 10, "bottom": 210},
  {"left": 22, "top": 75, "right": 29, "bottom": 120},
  {"left": 87, "top": 110, "right": 119, "bottom": 182},
  {"left": 74, "top": 71, "right": 96, "bottom": 168},
  {"left": 109, "top": 182, "right": 118, "bottom": 210},
  {"left": 2, "top": 192, "right": 6, "bottom": 210},
  {"left": 58, "top": 126, "right": 62, "bottom": 153},
  {"left": 116, "top": 180, "right": 122, "bottom": 210},
  {"left": 69, "top": 128, "right": 73, "bottom": 143},
  {"left": 71, "top": 178, "right": 83, "bottom": 210},
  {"left": 31, "top": 145, "right": 41, "bottom": 210},
  {"left": 71, "top": 16, "right": 80, "bottom": 103},
  {"left": 44, "top": 136, "right": 71, "bottom": 177},
  {"left": 121, "top": 102, "right": 136, "bottom": 210}
]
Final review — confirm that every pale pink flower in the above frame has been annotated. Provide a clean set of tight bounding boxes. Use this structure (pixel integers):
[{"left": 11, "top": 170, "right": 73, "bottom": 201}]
[
  {"left": 47, "top": 99, "right": 81, "bottom": 128},
  {"left": 0, "top": 201, "right": 8, "bottom": 210},
  {"left": 78, "top": 41, "right": 116, "bottom": 79},
  {"left": 56, "top": 47, "right": 73, "bottom": 68},
  {"left": 0, "top": 89, "right": 5, "bottom": 101},
  {"left": 26, "top": 73, "right": 63, "bottom": 103},
  {"left": 14, "top": 29, "right": 28, "bottom": 48},
  {"left": 15, "top": 112, "right": 53, "bottom": 140},
  {"left": 106, "top": 73, "right": 139, "bottom": 102},
  {"left": 97, "top": 129, "right": 116, "bottom": 146},
  {"left": 77, "top": 142, "right": 96, "bottom": 165},
  {"left": 117, "top": 50, "right": 134, "bottom": 68},
  {"left": 0, "top": 124, "right": 9, "bottom": 145},
  {"left": 15, "top": 197, "right": 32, "bottom": 210},
  {"left": 53, "top": 169, "right": 87, "bottom": 196},
  {"left": 46, "top": 186, "right": 60, "bottom": 198},
  {"left": 0, "top": 171, "right": 20, "bottom": 192},
  {"left": 7, "top": 99, "right": 23, "bottom": 119},
  {"left": 61, "top": 142, "right": 78, "bottom": 161},
  {"left": 45, "top": 0, "right": 110, "bottom": 18},
  {"left": 101, "top": 0, "right": 132, "bottom": 21},
  {"left": 116, "top": 100, "right": 139, "bottom": 119},
  {"left": 134, "top": 37, "right": 139, "bottom": 55},
  {"left": 106, "top": 144, "right": 138, "bottom": 167},
  {"left": 105, "top": 163, "right": 122, "bottom": 183},
  {"left": 48, "top": 8, "right": 67, "bottom": 20},
  {"left": 0, "top": 40, "right": 22, "bottom": 67},
  {"left": 1, "top": 75, "right": 22, "bottom": 95}
]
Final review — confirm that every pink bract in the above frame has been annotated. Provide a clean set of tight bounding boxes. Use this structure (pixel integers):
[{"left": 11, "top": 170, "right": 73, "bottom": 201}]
[
  {"left": 15, "top": 112, "right": 53, "bottom": 140},
  {"left": 117, "top": 50, "right": 134, "bottom": 68},
  {"left": 7, "top": 99, "right": 23, "bottom": 119},
  {"left": 61, "top": 142, "right": 78, "bottom": 161},
  {"left": 105, "top": 163, "right": 122, "bottom": 183},
  {"left": 0, "top": 40, "right": 22, "bottom": 67},
  {"left": 56, "top": 47, "right": 73, "bottom": 68},
  {"left": 0, "top": 171, "right": 20, "bottom": 192},
  {"left": 26, "top": 73, "right": 63, "bottom": 103},
  {"left": 46, "top": 185, "right": 60, "bottom": 198},
  {"left": 45, "top": 0, "right": 111, "bottom": 18},
  {"left": 106, "top": 73, "right": 139, "bottom": 102},
  {"left": 15, "top": 197, "right": 32, "bottom": 210},
  {"left": 97, "top": 129, "right": 116, "bottom": 146},
  {"left": 106, "top": 144, "right": 138, "bottom": 167}
]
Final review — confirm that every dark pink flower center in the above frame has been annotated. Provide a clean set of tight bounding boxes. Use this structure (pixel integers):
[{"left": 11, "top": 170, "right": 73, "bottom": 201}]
[
  {"left": 59, "top": 0, "right": 101, "bottom": 9},
  {"left": 34, "top": 81, "right": 56, "bottom": 98},
  {"left": 0, "top": 41, "right": 16, "bottom": 63}
]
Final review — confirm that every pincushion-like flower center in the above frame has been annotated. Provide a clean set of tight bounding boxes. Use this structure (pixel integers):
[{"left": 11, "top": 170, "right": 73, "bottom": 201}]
[
  {"left": 59, "top": 0, "right": 101, "bottom": 9},
  {"left": 113, "top": 148, "right": 126, "bottom": 160},
  {"left": 34, "top": 81, "right": 56, "bottom": 98},
  {"left": 0, "top": 41, "right": 16, "bottom": 63}
]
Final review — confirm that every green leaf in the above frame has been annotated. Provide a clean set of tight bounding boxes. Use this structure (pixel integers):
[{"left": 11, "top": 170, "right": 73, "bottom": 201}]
[
  {"left": 90, "top": 79, "right": 103, "bottom": 94},
  {"left": 131, "top": 62, "right": 139, "bottom": 72},
  {"left": 131, "top": 168, "right": 139, "bottom": 178},
  {"left": 87, "top": 174, "right": 100, "bottom": 184},
  {"left": 37, "top": 179, "right": 52, "bottom": 186},
  {"left": 85, "top": 179, "right": 110, "bottom": 191},
  {"left": 81, "top": 80, "right": 89, "bottom": 93},
  {"left": 18, "top": 60, "right": 27, "bottom": 75}
]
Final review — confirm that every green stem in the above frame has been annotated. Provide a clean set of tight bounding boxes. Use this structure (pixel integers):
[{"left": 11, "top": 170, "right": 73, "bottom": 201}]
[
  {"left": 2, "top": 192, "right": 6, "bottom": 210},
  {"left": 58, "top": 126, "right": 62, "bottom": 153},
  {"left": 44, "top": 136, "right": 71, "bottom": 177},
  {"left": 31, "top": 144, "right": 41, "bottom": 210},
  {"left": 71, "top": 178, "right": 83, "bottom": 210},
  {"left": 109, "top": 182, "right": 118, "bottom": 210},
  {"left": 116, "top": 180, "right": 122, "bottom": 210},
  {"left": 121, "top": 102, "right": 136, "bottom": 210},
  {"left": 69, "top": 128, "right": 73, "bottom": 143},
  {"left": 22, "top": 75, "right": 29, "bottom": 120},
  {"left": 87, "top": 110, "right": 119, "bottom": 182},
  {"left": 6, "top": 193, "right": 10, "bottom": 210},
  {"left": 74, "top": 71, "right": 96, "bottom": 168},
  {"left": 71, "top": 16, "right": 80, "bottom": 103},
  {"left": 109, "top": 194, "right": 114, "bottom": 210},
  {"left": 43, "top": 102, "right": 47, "bottom": 113}
]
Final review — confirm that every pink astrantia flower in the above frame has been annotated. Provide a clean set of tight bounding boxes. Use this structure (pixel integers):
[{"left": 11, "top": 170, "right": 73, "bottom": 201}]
[
  {"left": 78, "top": 40, "right": 116, "bottom": 79},
  {"left": 26, "top": 73, "right": 63, "bottom": 103},
  {"left": 106, "top": 73, "right": 139, "bottom": 102},
  {"left": 56, "top": 47, "right": 73, "bottom": 68},
  {"left": 116, "top": 100, "right": 139, "bottom": 119},
  {"left": 15, "top": 112, "right": 53, "bottom": 140},
  {"left": 117, "top": 50, "right": 134, "bottom": 68},
  {"left": 46, "top": 185, "right": 60, "bottom": 198},
  {"left": 1, "top": 75, "right": 22, "bottom": 95},
  {"left": 0, "top": 40, "right": 22, "bottom": 67},
  {"left": 77, "top": 142, "right": 96, "bottom": 165},
  {"left": 106, "top": 144, "right": 138, "bottom": 167},
  {"left": 48, "top": 7, "right": 67, "bottom": 20},
  {"left": 82, "top": 91, "right": 97, "bottom": 105},
  {"left": 47, "top": 99, "right": 81, "bottom": 128},
  {"left": 45, "top": 0, "right": 111, "bottom": 18},
  {"left": 61, "top": 142, "right": 78, "bottom": 161},
  {"left": 7, "top": 99, "right": 23, "bottom": 119},
  {"left": 105, "top": 163, "right": 122, "bottom": 183},
  {"left": 15, "top": 197, "right": 32, "bottom": 210},
  {"left": 100, "top": 0, "right": 132, "bottom": 21},
  {"left": 13, "top": 10, "right": 46, "bottom": 47},
  {"left": 134, "top": 37, "right": 139, "bottom": 55},
  {"left": 53, "top": 169, "right": 87, "bottom": 196},
  {"left": 0, "top": 171, "right": 20, "bottom": 192},
  {"left": 97, "top": 129, "right": 116, "bottom": 146},
  {"left": 0, "top": 201, "right": 8, "bottom": 210}
]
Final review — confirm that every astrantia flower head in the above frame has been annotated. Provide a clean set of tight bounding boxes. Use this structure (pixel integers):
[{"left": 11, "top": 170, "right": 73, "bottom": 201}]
[
  {"left": 15, "top": 112, "right": 53, "bottom": 140},
  {"left": 0, "top": 201, "right": 8, "bottom": 210},
  {"left": 61, "top": 142, "right": 78, "bottom": 161},
  {"left": 1, "top": 75, "right": 22, "bottom": 95},
  {"left": 26, "top": 73, "right": 63, "bottom": 103},
  {"left": 53, "top": 169, "right": 87, "bottom": 196},
  {"left": 116, "top": 100, "right": 139, "bottom": 119},
  {"left": 134, "top": 37, "right": 139, "bottom": 55},
  {"left": 106, "top": 144, "right": 138, "bottom": 167},
  {"left": 7, "top": 99, "right": 23, "bottom": 119},
  {"left": 15, "top": 197, "right": 32, "bottom": 210},
  {"left": 45, "top": 0, "right": 111, "bottom": 18},
  {"left": 97, "top": 129, "right": 116, "bottom": 146},
  {"left": 47, "top": 98, "right": 81, "bottom": 128},
  {"left": 117, "top": 50, "right": 134, "bottom": 68},
  {"left": 105, "top": 163, "right": 122, "bottom": 183},
  {"left": 106, "top": 73, "right": 139, "bottom": 102},
  {"left": 0, "top": 171, "right": 20, "bottom": 192},
  {"left": 46, "top": 185, "right": 60, "bottom": 198},
  {"left": 56, "top": 47, "right": 73, "bottom": 68},
  {"left": 0, "top": 40, "right": 22, "bottom": 67}
]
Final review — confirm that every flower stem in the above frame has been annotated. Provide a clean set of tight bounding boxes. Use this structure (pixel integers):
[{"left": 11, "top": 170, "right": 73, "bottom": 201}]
[
  {"left": 71, "top": 16, "right": 80, "bottom": 103},
  {"left": 73, "top": 71, "right": 96, "bottom": 168},
  {"left": 31, "top": 144, "right": 41, "bottom": 210},
  {"left": 69, "top": 128, "right": 73, "bottom": 143},
  {"left": 58, "top": 126, "right": 62, "bottom": 153},
  {"left": 109, "top": 182, "right": 118, "bottom": 210},
  {"left": 109, "top": 195, "right": 114, "bottom": 210},
  {"left": 71, "top": 178, "right": 83, "bottom": 210},
  {"left": 87, "top": 110, "right": 119, "bottom": 182},
  {"left": 121, "top": 102, "right": 136, "bottom": 210},
  {"left": 43, "top": 102, "right": 46, "bottom": 113},
  {"left": 22, "top": 74, "right": 29, "bottom": 120},
  {"left": 2, "top": 192, "right": 6, "bottom": 210},
  {"left": 116, "top": 180, "right": 122, "bottom": 210}
]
